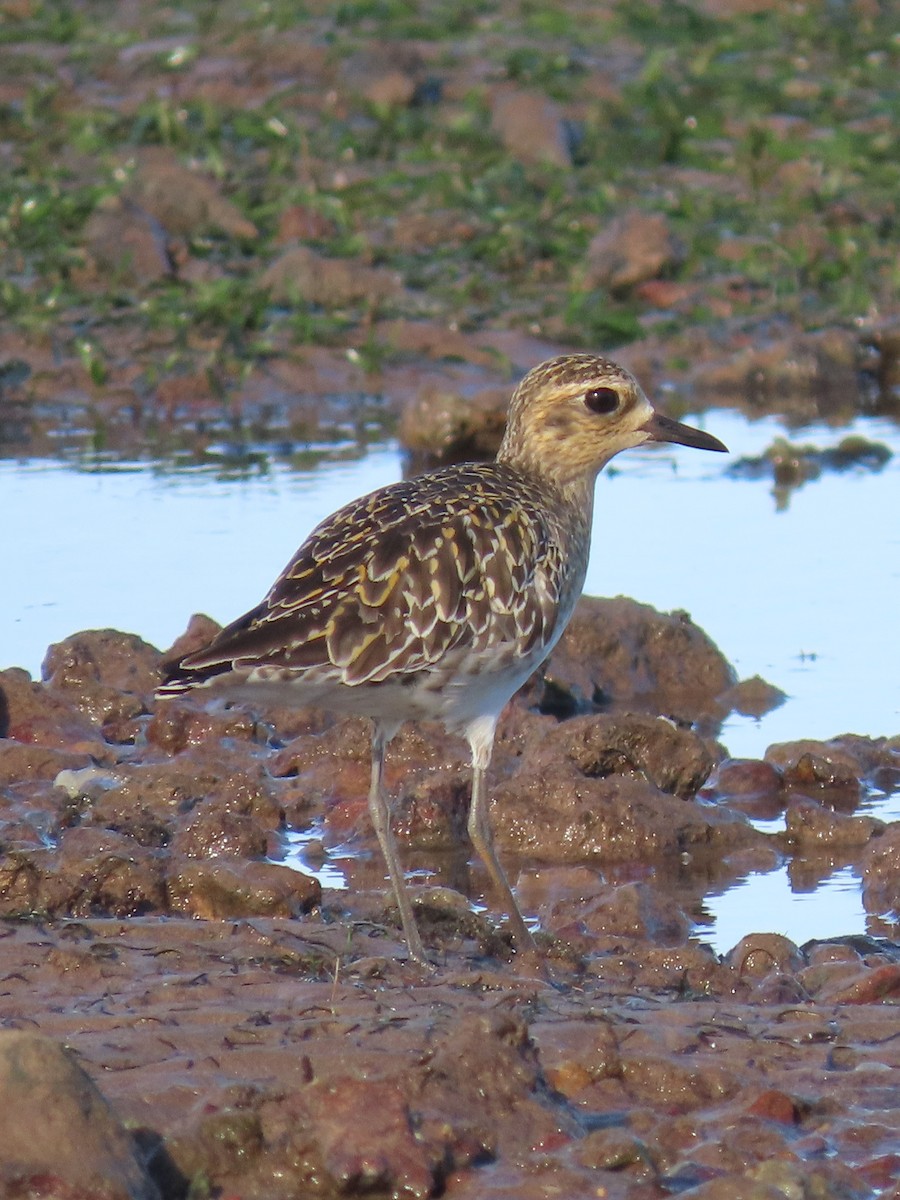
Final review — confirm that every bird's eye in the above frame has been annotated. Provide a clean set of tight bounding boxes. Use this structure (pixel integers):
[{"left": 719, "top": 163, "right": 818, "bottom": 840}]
[{"left": 584, "top": 386, "right": 619, "bottom": 415}]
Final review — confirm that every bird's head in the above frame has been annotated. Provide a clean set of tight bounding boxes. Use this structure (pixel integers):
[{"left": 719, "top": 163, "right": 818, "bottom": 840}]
[{"left": 498, "top": 354, "right": 726, "bottom": 487}]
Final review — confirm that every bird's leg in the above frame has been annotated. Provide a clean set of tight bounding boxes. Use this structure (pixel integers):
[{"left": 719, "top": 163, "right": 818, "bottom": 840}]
[
  {"left": 367, "top": 726, "right": 428, "bottom": 965},
  {"left": 466, "top": 723, "right": 537, "bottom": 953}
]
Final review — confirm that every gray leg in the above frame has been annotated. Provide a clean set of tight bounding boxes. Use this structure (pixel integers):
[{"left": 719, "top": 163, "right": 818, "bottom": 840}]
[
  {"left": 367, "top": 726, "right": 427, "bottom": 965},
  {"left": 466, "top": 723, "right": 536, "bottom": 953}
]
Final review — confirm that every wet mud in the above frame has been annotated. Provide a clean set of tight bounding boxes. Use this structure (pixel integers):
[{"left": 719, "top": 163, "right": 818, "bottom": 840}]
[{"left": 1, "top": 603, "right": 898, "bottom": 1198}]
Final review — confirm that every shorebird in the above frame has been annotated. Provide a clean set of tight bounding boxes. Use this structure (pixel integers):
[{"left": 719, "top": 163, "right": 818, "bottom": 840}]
[{"left": 159, "top": 355, "right": 726, "bottom": 964}]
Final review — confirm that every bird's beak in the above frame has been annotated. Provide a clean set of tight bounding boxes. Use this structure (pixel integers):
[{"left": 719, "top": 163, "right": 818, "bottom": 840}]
[{"left": 642, "top": 412, "right": 728, "bottom": 453}]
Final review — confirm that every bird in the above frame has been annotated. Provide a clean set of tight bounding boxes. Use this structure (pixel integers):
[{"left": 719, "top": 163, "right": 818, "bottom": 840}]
[{"left": 158, "top": 354, "right": 727, "bottom": 965}]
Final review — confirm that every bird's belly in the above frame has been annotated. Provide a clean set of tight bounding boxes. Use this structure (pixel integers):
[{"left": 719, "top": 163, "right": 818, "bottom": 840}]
[
  {"left": 195, "top": 639, "right": 554, "bottom": 733},
  {"left": 392, "top": 655, "right": 541, "bottom": 730}
]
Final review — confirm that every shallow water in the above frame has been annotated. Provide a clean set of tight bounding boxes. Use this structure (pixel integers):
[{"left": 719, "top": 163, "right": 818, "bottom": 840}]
[
  {"left": 4, "top": 408, "right": 899, "bottom": 949},
  {"left": 5, "top": 409, "right": 898, "bottom": 757},
  {"left": 280, "top": 825, "right": 899, "bottom": 956},
  {"left": 698, "top": 863, "right": 878, "bottom": 955}
]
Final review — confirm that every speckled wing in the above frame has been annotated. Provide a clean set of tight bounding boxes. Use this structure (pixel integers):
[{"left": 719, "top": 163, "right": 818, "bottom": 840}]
[{"left": 169, "top": 463, "right": 565, "bottom": 689}]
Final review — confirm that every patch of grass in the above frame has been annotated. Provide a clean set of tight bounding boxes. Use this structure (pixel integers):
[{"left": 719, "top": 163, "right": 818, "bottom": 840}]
[
  {"left": 0, "top": 0, "right": 895, "bottom": 399},
  {"left": 503, "top": 47, "right": 587, "bottom": 100},
  {"left": 561, "top": 290, "right": 644, "bottom": 349},
  {"left": 332, "top": 0, "right": 491, "bottom": 37}
]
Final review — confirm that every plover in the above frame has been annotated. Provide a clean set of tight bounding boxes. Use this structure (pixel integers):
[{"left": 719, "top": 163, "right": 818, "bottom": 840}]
[{"left": 159, "top": 354, "right": 727, "bottom": 964}]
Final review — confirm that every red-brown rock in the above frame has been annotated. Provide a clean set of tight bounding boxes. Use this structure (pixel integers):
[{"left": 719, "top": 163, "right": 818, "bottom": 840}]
[
  {"left": 0, "top": 1031, "right": 159, "bottom": 1199},
  {"left": 167, "top": 858, "right": 320, "bottom": 918}
]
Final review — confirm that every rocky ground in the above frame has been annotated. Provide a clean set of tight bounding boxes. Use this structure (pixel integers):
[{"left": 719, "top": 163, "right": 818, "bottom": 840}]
[
  {"left": 0, "top": 0, "right": 897, "bottom": 471},
  {"left": 1, "top": 602, "right": 899, "bottom": 1198},
  {"left": 1, "top": 0, "right": 898, "bottom": 1196}
]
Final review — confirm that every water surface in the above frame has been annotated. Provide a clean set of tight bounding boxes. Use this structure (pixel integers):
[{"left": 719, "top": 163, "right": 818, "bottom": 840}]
[
  {"left": 6, "top": 410, "right": 898, "bottom": 760},
  {"left": 4, "top": 408, "right": 898, "bottom": 951}
]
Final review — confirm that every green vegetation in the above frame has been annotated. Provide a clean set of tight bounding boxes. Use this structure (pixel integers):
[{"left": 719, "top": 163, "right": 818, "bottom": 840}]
[{"left": 0, "top": 0, "right": 896, "bottom": 394}]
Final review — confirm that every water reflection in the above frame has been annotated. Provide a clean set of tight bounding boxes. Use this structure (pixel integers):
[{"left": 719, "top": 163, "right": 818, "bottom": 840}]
[
  {"left": 697, "top": 863, "right": 897, "bottom": 955},
  {"left": 279, "top": 825, "right": 898, "bottom": 955}
]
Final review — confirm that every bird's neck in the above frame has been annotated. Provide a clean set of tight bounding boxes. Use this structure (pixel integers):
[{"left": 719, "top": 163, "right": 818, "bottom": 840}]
[
  {"left": 498, "top": 448, "right": 598, "bottom": 516},
  {"left": 495, "top": 458, "right": 596, "bottom": 570}
]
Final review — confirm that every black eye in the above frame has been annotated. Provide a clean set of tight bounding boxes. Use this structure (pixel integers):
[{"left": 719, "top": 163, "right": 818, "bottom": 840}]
[{"left": 584, "top": 386, "right": 619, "bottom": 415}]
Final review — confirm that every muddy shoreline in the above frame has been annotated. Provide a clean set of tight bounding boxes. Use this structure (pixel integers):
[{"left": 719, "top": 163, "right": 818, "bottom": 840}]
[
  {"left": 1, "top": 0, "right": 898, "bottom": 1193},
  {"left": 1, "top": 602, "right": 898, "bottom": 1197}
]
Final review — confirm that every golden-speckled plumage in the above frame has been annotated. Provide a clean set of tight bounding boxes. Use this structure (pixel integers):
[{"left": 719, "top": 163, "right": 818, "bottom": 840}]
[
  {"left": 159, "top": 354, "right": 727, "bottom": 964},
  {"left": 163, "top": 463, "right": 587, "bottom": 716}
]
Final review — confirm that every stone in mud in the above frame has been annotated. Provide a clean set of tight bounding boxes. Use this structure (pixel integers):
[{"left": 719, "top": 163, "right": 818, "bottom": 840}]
[
  {"left": 268, "top": 716, "right": 377, "bottom": 824},
  {"left": 753, "top": 1157, "right": 875, "bottom": 1200},
  {"left": 39, "top": 826, "right": 167, "bottom": 918},
  {"left": 780, "top": 796, "right": 882, "bottom": 850},
  {"left": 830, "top": 733, "right": 900, "bottom": 793},
  {"left": 127, "top": 147, "right": 258, "bottom": 240},
  {"left": 236, "top": 1015, "right": 546, "bottom": 1197},
  {"left": 166, "top": 858, "right": 320, "bottom": 918},
  {"left": 259, "top": 245, "right": 403, "bottom": 307},
  {"left": 42, "top": 629, "right": 164, "bottom": 727},
  {"left": 490, "top": 758, "right": 758, "bottom": 863},
  {"left": 725, "top": 933, "right": 804, "bottom": 979},
  {"left": 860, "top": 823, "right": 900, "bottom": 915},
  {"left": 489, "top": 85, "right": 574, "bottom": 167},
  {"left": 701, "top": 757, "right": 786, "bottom": 821},
  {"left": 146, "top": 697, "right": 261, "bottom": 755},
  {"left": 203, "top": 1082, "right": 426, "bottom": 1199},
  {"left": 0, "top": 827, "right": 166, "bottom": 920},
  {"left": 815, "top": 963, "right": 900, "bottom": 1005},
  {"left": 163, "top": 613, "right": 222, "bottom": 665},
  {"left": 704, "top": 758, "right": 784, "bottom": 800},
  {"left": 572, "top": 879, "right": 693, "bottom": 945},
  {"left": 165, "top": 1107, "right": 264, "bottom": 1187},
  {"left": 0, "top": 1030, "right": 159, "bottom": 1199},
  {"left": 532, "top": 1017, "right": 622, "bottom": 1099},
  {"left": 0, "top": 740, "right": 95, "bottom": 788},
  {"left": 531, "top": 869, "right": 719, "bottom": 966},
  {"left": 0, "top": 666, "right": 107, "bottom": 755},
  {"left": 798, "top": 947, "right": 868, "bottom": 1000},
  {"left": 393, "top": 769, "right": 471, "bottom": 851},
  {"left": 0, "top": 816, "right": 48, "bottom": 854},
  {"left": 43, "top": 628, "right": 162, "bottom": 697},
  {"left": 85, "top": 750, "right": 282, "bottom": 848},
  {"left": 392, "top": 885, "right": 503, "bottom": 954},
  {"left": 575, "top": 1127, "right": 648, "bottom": 1171},
  {"left": 535, "top": 711, "right": 715, "bottom": 799},
  {"left": 748, "top": 972, "right": 811, "bottom": 1005},
  {"left": 81, "top": 198, "right": 173, "bottom": 286},
  {"left": 307, "top": 1078, "right": 433, "bottom": 1197},
  {"left": 630, "top": 943, "right": 734, "bottom": 994},
  {"left": 619, "top": 1053, "right": 740, "bottom": 1112},
  {"left": 536, "top": 595, "right": 737, "bottom": 726},
  {"left": 0, "top": 845, "right": 44, "bottom": 915},
  {"left": 717, "top": 675, "right": 787, "bottom": 719},
  {"left": 273, "top": 717, "right": 473, "bottom": 843},
  {"left": 412, "top": 1011, "right": 551, "bottom": 1163},
  {"left": 171, "top": 805, "right": 270, "bottom": 860},
  {"left": 765, "top": 738, "right": 864, "bottom": 803},
  {"left": 663, "top": 1177, "right": 782, "bottom": 1200},
  {"left": 583, "top": 211, "right": 683, "bottom": 294}
]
